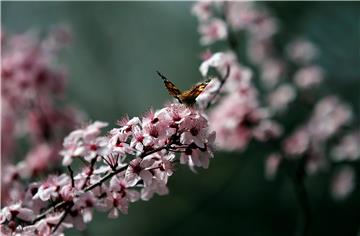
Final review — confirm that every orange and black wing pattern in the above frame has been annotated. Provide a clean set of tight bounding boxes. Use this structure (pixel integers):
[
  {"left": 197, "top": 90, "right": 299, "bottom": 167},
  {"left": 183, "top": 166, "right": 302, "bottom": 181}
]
[
  {"left": 179, "top": 79, "right": 211, "bottom": 106},
  {"left": 157, "top": 71, "right": 211, "bottom": 106},
  {"left": 157, "top": 71, "right": 181, "bottom": 98}
]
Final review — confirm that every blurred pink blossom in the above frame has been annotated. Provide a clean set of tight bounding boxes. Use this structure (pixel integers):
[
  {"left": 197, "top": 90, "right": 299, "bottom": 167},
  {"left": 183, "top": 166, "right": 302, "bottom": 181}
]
[
  {"left": 286, "top": 38, "right": 318, "bottom": 64},
  {"left": 267, "top": 84, "right": 296, "bottom": 112},
  {"left": 293, "top": 65, "right": 324, "bottom": 89},
  {"left": 264, "top": 153, "right": 282, "bottom": 180},
  {"left": 331, "top": 166, "right": 355, "bottom": 200},
  {"left": 191, "top": 1, "right": 212, "bottom": 21},
  {"left": 1, "top": 28, "right": 83, "bottom": 205},
  {"left": 332, "top": 131, "right": 360, "bottom": 161},
  {"left": 199, "top": 18, "right": 227, "bottom": 45},
  {"left": 283, "top": 128, "right": 310, "bottom": 157},
  {"left": 308, "top": 96, "right": 352, "bottom": 141}
]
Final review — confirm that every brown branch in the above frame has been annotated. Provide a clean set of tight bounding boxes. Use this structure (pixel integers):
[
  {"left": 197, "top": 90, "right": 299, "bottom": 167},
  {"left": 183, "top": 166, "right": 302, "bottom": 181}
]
[
  {"left": 81, "top": 158, "right": 97, "bottom": 189},
  {"left": 292, "top": 154, "right": 311, "bottom": 236},
  {"left": 83, "top": 164, "right": 128, "bottom": 192},
  {"left": 139, "top": 144, "right": 171, "bottom": 158},
  {"left": 52, "top": 202, "right": 73, "bottom": 233},
  {"left": 67, "top": 166, "right": 75, "bottom": 187},
  {"left": 205, "top": 66, "right": 230, "bottom": 109},
  {"left": 32, "top": 143, "right": 173, "bottom": 224}
]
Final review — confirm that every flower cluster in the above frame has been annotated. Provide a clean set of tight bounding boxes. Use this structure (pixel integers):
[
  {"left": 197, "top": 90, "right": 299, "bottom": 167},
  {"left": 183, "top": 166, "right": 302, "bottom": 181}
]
[
  {"left": 1, "top": 28, "right": 82, "bottom": 205},
  {"left": 192, "top": 1, "right": 359, "bottom": 200},
  {"left": 0, "top": 103, "right": 215, "bottom": 235}
]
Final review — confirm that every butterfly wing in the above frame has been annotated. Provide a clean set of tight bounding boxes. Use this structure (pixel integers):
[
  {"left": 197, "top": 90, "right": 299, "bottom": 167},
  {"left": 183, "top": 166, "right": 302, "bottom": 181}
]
[
  {"left": 163, "top": 80, "right": 181, "bottom": 97},
  {"left": 179, "top": 79, "right": 211, "bottom": 106},
  {"left": 157, "top": 71, "right": 182, "bottom": 97}
]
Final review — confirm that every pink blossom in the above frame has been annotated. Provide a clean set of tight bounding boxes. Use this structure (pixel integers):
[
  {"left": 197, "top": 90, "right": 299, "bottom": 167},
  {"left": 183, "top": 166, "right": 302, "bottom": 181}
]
[
  {"left": 149, "top": 153, "right": 175, "bottom": 183},
  {"left": 332, "top": 131, "right": 360, "bottom": 161},
  {"left": 108, "top": 128, "right": 133, "bottom": 155},
  {"left": 125, "top": 158, "right": 155, "bottom": 186},
  {"left": 209, "top": 93, "right": 259, "bottom": 151},
  {"left": 248, "top": 12, "right": 278, "bottom": 39},
  {"left": 331, "top": 166, "right": 355, "bottom": 200},
  {"left": 286, "top": 38, "right": 318, "bottom": 64},
  {"left": 199, "top": 18, "right": 227, "bottom": 45},
  {"left": 141, "top": 179, "right": 169, "bottom": 201},
  {"left": 267, "top": 84, "right": 296, "bottom": 112},
  {"left": 24, "top": 213, "right": 73, "bottom": 235},
  {"left": 1, "top": 102, "right": 16, "bottom": 164},
  {"left": 226, "top": 2, "right": 258, "bottom": 30},
  {"left": 308, "top": 96, "right": 352, "bottom": 141},
  {"left": 60, "top": 121, "right": 109, "bottom": 165},
  {"left": 109, "top": 176, "right": 140, "bottom": 201},
  {"left": 224, "top": 64, "right": 253, "bottom": 93},
  {"left": 293, "top": 65, "right": 324, "bottom": 89},
  {"left": 0, "top": 202, "right": 35, "bottom": 223},
  {"left": 283, "top": 128, "right": 310, "bottom": 157},
  {"left": 2, "top": 99, "right": 215, "bottom": 234},
  {"left": 201, "top": 52, "right": 253, "bottom": 95},
  {"left": 17, "top": 143, "right": 57, "bottom": 177},
  {"left": 180, "top": 144, "right": 212, "bottom": 170},
  {"left": 106, "top": 192, "right": 129, "bottom": 219},
  {"left": 33, "top": 174, "right": 70, "bottom": 201},
  {"left": 200, "top": 52, "right": 227, "bottom": 76},
  {"left": 226, "top": 2, "right": 278, "bottom": 39},
  {"left": 247, "top": 38, "right": 273, "bottom": 64},
  {"left": 117, "top": 116, "right": 141, "bottom": 133},
  {"left": 0, "top": 165, "right": 25, "bottom": 205},
  {"left": 196, "top": 78, "right": 222, "bottom": 109},
  {"left": 191, "top": 1, "right": 213, "bottom": 21},
  {"left": 253, "top": 120, "right": 283, "bottom": 142},
  {"left": 260, "top": 59, "right": 285, "bottom": 89},
  {"left": 1, "top": 29, "right": 82, "bottom": 198},
  {"left": 179, "top": 115, "right": 209, "bottom": 148},
  {"left": 69, "top": 192, "right": 98, "bottom": 229},
  {"left": 264, "top": 153, "right": 282, "bottom": 180},
  {"left": 60, "top": 130, "right": 86, "bottom": 166}
]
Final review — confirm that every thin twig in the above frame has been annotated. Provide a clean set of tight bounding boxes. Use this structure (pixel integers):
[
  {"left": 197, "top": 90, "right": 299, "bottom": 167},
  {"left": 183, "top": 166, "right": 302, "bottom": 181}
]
[
  {"left": 32, "top": 144, "right": 172, "bottom": 224},
  {"left": 81, "top": 158, "right": 97, "bottom": 189},
  {"left": 139, "top": 144, "right": 170, "bottom": 158},
  {"left": 292, "top": 155, "right": 311, "bottom": 236},
  {"left": 52, "top": 202, "right": 73, "bottom": 233},
  {"left": 100, "top": 155, "right": 113, "bottom": 169},
  {"left": 83, "top": 165, "right": 128, "bottom": 192},
  {"left": 205, "top": 66, "right": 231, "bottom": 109},
  {"left": 32, "top": 201, "right": 68, "bottom": 224},
  {"left": 67, "top": 166, "right": 75, "bottom": 187}
]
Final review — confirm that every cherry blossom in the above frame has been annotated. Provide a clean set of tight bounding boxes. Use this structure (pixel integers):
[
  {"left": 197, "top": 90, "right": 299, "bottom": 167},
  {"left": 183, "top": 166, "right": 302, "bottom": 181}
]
[
  {"left": 331, "top": 131, "right": 360, "bottom": 162},
  {"left": 267, "top": 84, "right": 296, "bottom": 112},
  {"left": 2, "top": 2, "right": 359, "bottom": 235},
  {"left": 198, "top": 18, "right": 228, "bottom": 45},
  {"left": 293, "top": 65, "right": 324, "bottom": 89},
  {"left": 1, "top": 28, "right": 82, "bottom": 205},
  {"left": 1, "top": 102, "right": 216, "bottom": 235},
  {"left": 193, "top": 1, "right": 359, "bottom": 208},
  {"left": 191, "top": 1, "right": 213, "bottom": 22},
  {"left": 331, "top": 166, "right": 355, "bottom": 200},
  {"left": 286, "top": 38, "right": 318, "bottom": 64},
  {"left": 264, "top": 153, "right": 282, "bottom": 180}
]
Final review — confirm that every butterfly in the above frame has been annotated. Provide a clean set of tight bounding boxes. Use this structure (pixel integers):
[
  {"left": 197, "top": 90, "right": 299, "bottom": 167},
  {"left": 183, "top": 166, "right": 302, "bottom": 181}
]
[{"left": 156, "top": 70, "right": 211, "bottom": 106}]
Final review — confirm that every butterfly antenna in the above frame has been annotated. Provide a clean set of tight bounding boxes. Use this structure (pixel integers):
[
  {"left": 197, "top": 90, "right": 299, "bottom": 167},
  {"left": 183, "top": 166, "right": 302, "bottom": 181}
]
[{"left": 156, "top": 70, "right": 168, "bottom": 82}]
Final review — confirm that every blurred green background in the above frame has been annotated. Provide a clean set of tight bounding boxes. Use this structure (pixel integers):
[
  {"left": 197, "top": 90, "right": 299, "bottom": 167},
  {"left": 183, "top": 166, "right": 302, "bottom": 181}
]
[{"left": 2, "top": 2, "right": 360, "bottom": 236}]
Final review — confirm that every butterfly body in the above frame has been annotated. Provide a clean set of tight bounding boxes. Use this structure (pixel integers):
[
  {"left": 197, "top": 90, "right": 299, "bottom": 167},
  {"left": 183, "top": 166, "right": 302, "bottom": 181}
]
[{"left": 157, "top": 71, "right": 211, "bottom": 106}]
